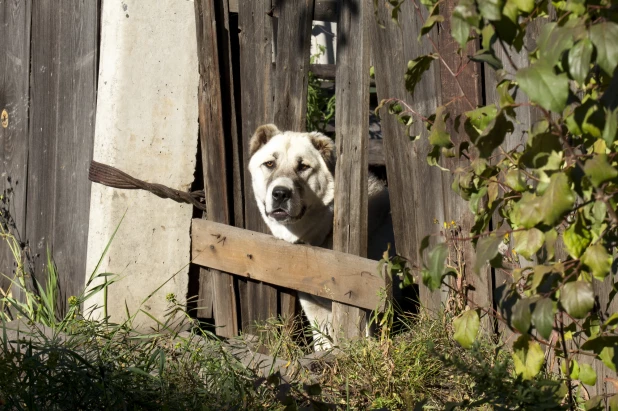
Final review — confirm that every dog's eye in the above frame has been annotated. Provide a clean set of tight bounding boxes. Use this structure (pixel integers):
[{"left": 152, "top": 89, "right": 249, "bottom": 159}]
[
  {"left": 298, "top": 163, "right": 310, "bottom": 172},
  {"left": 263, "top": 161, "right": 275, "bottom": 169}
]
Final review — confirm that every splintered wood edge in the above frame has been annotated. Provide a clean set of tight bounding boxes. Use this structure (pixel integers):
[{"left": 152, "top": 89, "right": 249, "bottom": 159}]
[{"left": 191, "top": 219, "right": 388, "bottom": 311}]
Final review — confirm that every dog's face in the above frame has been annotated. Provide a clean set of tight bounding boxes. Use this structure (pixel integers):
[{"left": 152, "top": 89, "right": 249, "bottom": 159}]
[{"left": 248, "top": 124, "right": 335, "bottom": 226}]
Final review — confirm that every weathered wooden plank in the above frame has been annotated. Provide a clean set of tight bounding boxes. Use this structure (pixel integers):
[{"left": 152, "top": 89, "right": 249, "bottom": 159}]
[
  {"left": 193, "top": 0, "right": 238, "bottom": 337},
  {"left": 217, "top": 0, "right": 244, "bottom": 230},
  {"left": 370, "top": 0, "right": 446, "bottom": 311},
  {"left": 237, "top": 0, "right": 278, "bottom": 332},
  {"left": 331, "top": 0, "right": 371, "bottom": 340},
  {"left": 309, "top": 63, "right": 376, "bottom": 86},
  {"left": 0, "top": 0, "right": 31, "bottom": 303},
  {"left": 230, "top": 0, "right": 338, "bottom": 23},
  {"left": 26, "top": 0, "right": 98, "bottom": 315},
  {"left": 273, "top": 0, "right": 314, "bottom": 129},
  {"left": 272, "top": 0, "right": 315, "bottom": 321},
  {"left": 191, "top": 219, "right": 386, "bottom": 311},
  {"left": 437, "top": 0, "right": 490, "bottom": 325}
]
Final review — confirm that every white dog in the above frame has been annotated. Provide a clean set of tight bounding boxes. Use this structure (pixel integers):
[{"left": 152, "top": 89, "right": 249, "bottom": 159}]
[{"left": 248, "top": 124, "right": 394, "bottom": 347}]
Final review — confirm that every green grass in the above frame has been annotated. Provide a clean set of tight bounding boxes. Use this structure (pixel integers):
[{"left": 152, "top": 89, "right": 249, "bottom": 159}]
[{"left": 0, "top": 191, "right": 574, "bottom": 410}]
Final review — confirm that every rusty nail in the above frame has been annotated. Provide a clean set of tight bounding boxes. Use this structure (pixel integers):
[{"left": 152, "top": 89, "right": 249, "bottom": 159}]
[{"left": 246, "top": 254, "right": 253, "bottom": 259}]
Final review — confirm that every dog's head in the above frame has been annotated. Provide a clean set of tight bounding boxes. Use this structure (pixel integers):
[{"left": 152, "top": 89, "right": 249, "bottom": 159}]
[{"left": 248, "top": 124, "right": 335, "bottom": 226}]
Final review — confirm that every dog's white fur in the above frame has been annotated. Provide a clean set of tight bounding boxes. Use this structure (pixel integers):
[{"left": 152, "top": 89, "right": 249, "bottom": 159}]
[{"left": 248, "top": 124, "right": 394, "bottom": 347}]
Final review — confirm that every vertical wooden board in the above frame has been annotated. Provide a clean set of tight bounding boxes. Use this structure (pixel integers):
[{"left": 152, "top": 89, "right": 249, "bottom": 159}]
[
  {"left": 437, "top": 0, "right": 491, "bottom": 326},
  {"left": 331, "top": 0, "right": 370, "bottom": 340},
  {"left": 216, "top": 0, "right": 244, "bottom": 230},
  {"left": 483, "top": 24, "right": 539, "bottom": 344},
  {"left": 26, "top": 0, "right": 98, "bottom": 315},
  {"left": 237, "top": 0, "right": 278, "bottom": 331},
  {"left": 0, "top": 0, "right": 31, "bottom": 302},
  {"left": 369, "top": 1, "right": 445, "bottom": 312},
  {"left": 272, "top": 0, "right": 315, "bottom": 319},
  {"left": 194, "top": 0, "right": 238, "bottom": 337}
]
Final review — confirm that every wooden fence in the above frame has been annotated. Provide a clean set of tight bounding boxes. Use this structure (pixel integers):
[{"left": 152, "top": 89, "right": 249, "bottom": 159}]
[
  {"left": 0, "top": 0, "right": 98, "bottom": 314},
  {"left": 1, "top": 0, "right": 616, "bottom": 401}
]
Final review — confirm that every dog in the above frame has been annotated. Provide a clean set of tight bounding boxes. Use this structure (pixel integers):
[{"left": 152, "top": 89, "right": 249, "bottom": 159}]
[{"left": 248, "top": 124, "right": 395, "bottom": 347}]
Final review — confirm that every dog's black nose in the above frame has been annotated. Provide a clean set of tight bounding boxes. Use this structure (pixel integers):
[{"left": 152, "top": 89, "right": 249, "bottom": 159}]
[{"left": 271, "top": 186, "right": 291, "bottom": 207}]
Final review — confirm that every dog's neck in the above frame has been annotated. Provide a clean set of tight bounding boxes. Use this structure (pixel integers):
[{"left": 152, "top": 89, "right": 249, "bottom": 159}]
[{"left": 263, "top": 202, "right": 334, "bottom": 247}]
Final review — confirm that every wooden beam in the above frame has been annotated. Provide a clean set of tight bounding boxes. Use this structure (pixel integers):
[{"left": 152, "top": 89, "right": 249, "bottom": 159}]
[
  {"left": 191, "top": 219, "right": 386, "bottom": 311},
  {"left": 194, "top": 0, "right": 238, "bottom": 337},
  {"left": 331, "top": 0, "right": 371, "bottom": 340},
  {"left": 272, "top": 0, "right": 315, "bottom": 319},
  {"left": 370, "top": 0, "right": 446, "bottom": 311},
  {"left": 237, "top": 0, "right": 278, "bottom": 332},
  {"left": 0, "top": 0, "right": 31, "bottom": 303},
  {"left": 26, "top": 0, "right": 98, "bottom": 315},
  {"left": 230, "top": 0, "right": 338, "bottom": 23}
]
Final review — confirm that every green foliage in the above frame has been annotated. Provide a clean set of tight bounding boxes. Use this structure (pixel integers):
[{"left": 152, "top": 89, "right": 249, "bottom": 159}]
[
  {"left": 381, "top": 0, "right": 618, "bottom": 407},
  {"left": 306, "top": 46, "right": 336, "bottom": 134}
]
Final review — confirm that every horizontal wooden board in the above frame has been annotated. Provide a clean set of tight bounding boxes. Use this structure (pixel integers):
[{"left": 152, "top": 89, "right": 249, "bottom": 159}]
[
  {"left": 191, "top": 219, "right": 386, "bottom": 311},
  {"left": 230, "top": 0, "right": 338, "bottom": 22}
]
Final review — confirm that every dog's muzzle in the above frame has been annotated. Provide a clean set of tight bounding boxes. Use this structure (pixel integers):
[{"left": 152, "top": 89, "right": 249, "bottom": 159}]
[{"left": 270, "top": 185, "right": 292, "bottom": 221}]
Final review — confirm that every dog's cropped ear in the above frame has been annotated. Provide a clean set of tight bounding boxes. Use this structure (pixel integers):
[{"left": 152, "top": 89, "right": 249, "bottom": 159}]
[
  {"left": 309, "top": 132, "right": 336, "bottom": 172},
  {"left": 249, "top": 124, "right": 281, "bottom": 157}
]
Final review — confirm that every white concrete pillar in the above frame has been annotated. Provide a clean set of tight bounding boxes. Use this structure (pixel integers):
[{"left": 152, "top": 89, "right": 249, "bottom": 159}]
[{"left": 85, "top": 0, "right": 198, "bottom": 327}]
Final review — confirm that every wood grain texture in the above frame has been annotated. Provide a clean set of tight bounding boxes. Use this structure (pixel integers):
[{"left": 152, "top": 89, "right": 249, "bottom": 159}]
[
  {"left": 331, "top": 0, "right": 371, "bottom": 340},
  {"left": 194, "top": 0, "right": 238, "bottom": 337},
  {"left": 370, "top": 1, "right": 446, "bottom": 312},
  {"left": 232, "top": 0, "right": 338, "bottom": 22},
  {"left": 483, "top": 21, "right": 540, "bottom": 346},
  {"left": 272, "top": 0, "right": 315, "bottom": 321},
  {"left": 437, "top": 0, "right": 491, "bottom": 326},
  {"left": 26, "top": 0, "right": 98, "bottom": 315},
  {"left": 191, "top": 219, "right": 386, "bottom": 311},
  {"left": 237, "top": 0, "right": 278, "bottom": 332},
  {"left": 0, "top": 0, "right": 31, "bottom": 302}
]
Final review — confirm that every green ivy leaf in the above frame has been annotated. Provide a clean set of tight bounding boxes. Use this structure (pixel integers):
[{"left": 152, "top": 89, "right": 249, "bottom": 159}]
[
  {"left": 603, "top": 108, "right": 618, "bottom": 145},
  {"left": 419, "top": 4, "right": 444, "bottom": 40},
  {"left": 584, "top": 154, "right": 618, "bottom": 187},
  {"left": 429, "top": 105, "right": 452, "bottom": 148},
  {"left": 538, "top": 23, "right": 574, "bottom": 68},
  {"left": 568, "top": 38, "right": 593, "bottom": 85},
  {"left": 561, "top": 358, "right": 580, "bottom": 380},
  {"left": 511, "top": 192, "right": 543, "bottom": 228},
  {"left": 510, "top": 0, "right": 534, "bottom": 13},
  {"left": 519, "top": 132, "right": 563, "bottom": 171},
  {"left": 470, "top": 49, "right": 503, "bottom": 70},
  {"left": 497, "top": 80, "right": 516, "bottom": 109},
  {"left": 560, "top": 281, "right": 594, "bottom": 319},
  {"left": 564, "top": 212, "right": 592, "bottom": 259},
  {"left": 581, "top": 243, "right": 612, "bottom": 281},
  {"left": 589, "top": 22, "right": 618, "bottom": 76},
  {"left": 505, "top": 169, "right": 528, "bottom": 192},
  {"left": 539, "top": 172, "right": 576, "bottom": 227},
  {"left": 585, "top": 396, "right": 605, "bottom": 411},
  {"left": 512, "top": 298, "right": 532, "bottom": 334},
  {"left": 422, "top": 243, "right": 448, "bottom": 291},
  {"left": 516, "top": 65, "right": 569, "bottom": 113},
  {"left": 582, "top": 336, "right": 618, "bottom": 372},
  {"left": 477, "top": 0, "right": 503, "bottom": 21},
  {"left": 474, "top": 234, "right": 504, "bottom": 275},
  {"left": 579, "top": 363, "right": 597, "bottom": 386},
  {"left": 473, "top": 111, "right": 514, "bottom": 158},
  {"left": 405, "top": 54, "right": 438, "bottom": 97},
  {"left": 513, "top": 228, "right": 545, "bottom": 259},
  {"left": 609, "top": 394, "right": 618, "bottom": 411},
  {"left": 512, "top": 335, "right": 545, "bottom": 380},
  {"left": 453, "top": 309, "right": 480, "bottom": 349},
  {"left": 531, "top": 297, "right": 554, "bottom": 340}
]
